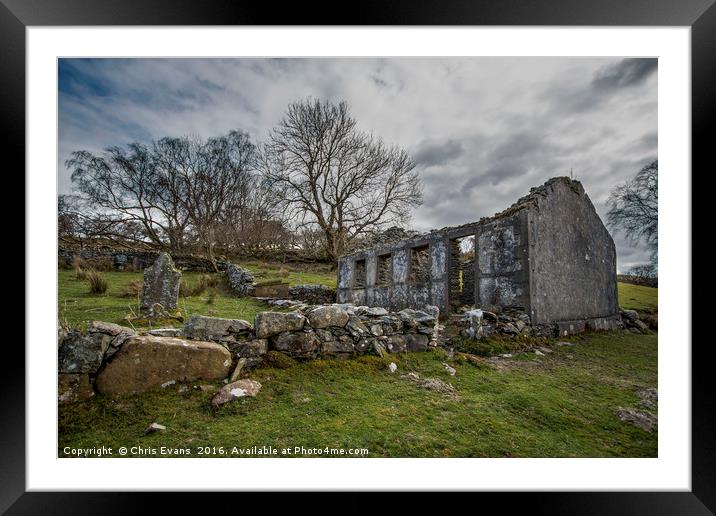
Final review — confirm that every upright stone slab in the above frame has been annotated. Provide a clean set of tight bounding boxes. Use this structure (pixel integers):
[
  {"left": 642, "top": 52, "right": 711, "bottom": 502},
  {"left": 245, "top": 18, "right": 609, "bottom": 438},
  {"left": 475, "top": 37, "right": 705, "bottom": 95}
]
[{"left": 140, "top": 252, "right": 181, "bottom": 314}]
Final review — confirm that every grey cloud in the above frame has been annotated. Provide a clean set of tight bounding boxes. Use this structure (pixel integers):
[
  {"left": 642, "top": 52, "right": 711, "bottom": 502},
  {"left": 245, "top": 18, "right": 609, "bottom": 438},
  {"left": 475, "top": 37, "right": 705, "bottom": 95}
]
[
  {"left": 413, "top": 139, "right": 463, "bottom": 167},
  {"left": 544, "top": 58, "right": 657, "bottom": 115},
  {"left": 58, "top": 57, "right": 656, "bottom": 269},
  {"left": 592, "top": 58, "right": 657, "bottom": 92}
]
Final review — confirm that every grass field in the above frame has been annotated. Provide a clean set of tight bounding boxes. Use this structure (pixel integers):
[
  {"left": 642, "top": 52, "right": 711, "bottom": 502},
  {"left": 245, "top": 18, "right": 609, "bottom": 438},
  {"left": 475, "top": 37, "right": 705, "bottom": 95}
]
[
  {"left": 58, "top": 331, "right": 657, "bottom": 458},
  {"left": 58, "top": 261, "right": 336, "bottom": 330},
  {"left": 617, "top": 282, "right": 658, "bottom": 313},
  {"left": 58, "top": 266, "right": 657, "bottom": 457}
]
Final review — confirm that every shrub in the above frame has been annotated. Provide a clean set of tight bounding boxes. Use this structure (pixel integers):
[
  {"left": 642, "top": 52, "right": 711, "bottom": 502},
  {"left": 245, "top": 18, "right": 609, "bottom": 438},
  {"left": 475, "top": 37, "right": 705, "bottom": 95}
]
[
  {"left": 86, "top": 269, "right": 108, "bottom": 295},
  {"left": 71, "top": 255, "right": 87, "bottom": 270}
]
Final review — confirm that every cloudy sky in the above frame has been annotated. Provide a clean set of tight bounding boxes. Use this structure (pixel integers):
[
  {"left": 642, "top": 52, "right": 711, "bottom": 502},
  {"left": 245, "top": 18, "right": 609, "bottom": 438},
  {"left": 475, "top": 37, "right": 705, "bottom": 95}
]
[{"left": 58, "top": 57, "right": 657, "bottom": 272}]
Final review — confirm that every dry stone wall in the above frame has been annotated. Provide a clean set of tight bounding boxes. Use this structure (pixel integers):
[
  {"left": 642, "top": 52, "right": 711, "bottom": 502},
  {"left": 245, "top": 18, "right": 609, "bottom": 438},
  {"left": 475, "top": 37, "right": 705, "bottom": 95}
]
[{"left": 57, "top": 304, "right": 440, "bottom": 402}]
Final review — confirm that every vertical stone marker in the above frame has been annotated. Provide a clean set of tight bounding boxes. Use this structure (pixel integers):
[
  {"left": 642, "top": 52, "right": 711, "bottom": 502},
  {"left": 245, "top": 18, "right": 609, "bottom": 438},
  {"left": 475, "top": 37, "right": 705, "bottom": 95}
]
[{"left": 140, "top": 252, "right": 181, "bottom": 315}]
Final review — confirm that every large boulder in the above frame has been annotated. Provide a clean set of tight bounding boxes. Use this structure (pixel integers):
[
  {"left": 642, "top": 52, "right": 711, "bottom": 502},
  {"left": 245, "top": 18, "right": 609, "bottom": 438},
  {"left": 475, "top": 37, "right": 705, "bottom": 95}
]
[
  {"left": 183, "top": 315, "right": 253, "bottom": 343},
  {"left": 307, "top": 305, "right": 350, "bottom": 329},
  {"left": 254, "top": 312, "right": 306, "bottom": 338},
  {"left": 140, "top": 252, "right": 181, "bottom": 314},
  {"left": 95, "top": 336, "right": 232, "bottom": 395}
]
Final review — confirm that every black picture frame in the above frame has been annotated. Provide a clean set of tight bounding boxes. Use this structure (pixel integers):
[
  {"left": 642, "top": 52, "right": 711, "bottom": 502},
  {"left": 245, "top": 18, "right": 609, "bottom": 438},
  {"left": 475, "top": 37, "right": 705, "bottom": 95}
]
[{"left": 5, "top": 0, "right": 711, "bottom": 512}]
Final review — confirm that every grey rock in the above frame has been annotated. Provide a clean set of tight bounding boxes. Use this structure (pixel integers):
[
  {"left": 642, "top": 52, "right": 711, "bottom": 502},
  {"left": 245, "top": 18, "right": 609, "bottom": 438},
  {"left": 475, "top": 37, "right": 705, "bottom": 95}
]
[
  {"left": 140, "top": 253, "right": 181, "bottom": 314},
  {"left": 369, "top": 324, "right": 383, "bottom": 337},
  {"left": 307, "top": 305, "right": 350, "bottom": 329},
  {"left": 212, "top": 379, "right": 262, "bottom": 406},
  {"left": 398, "top": 309, "right": 436, "bottom": 327},
  {"left": 502, "top": 323, "right": 519, "bottom": 335},
  {"left": 271, "top": 331, "right": 320, "bottom": 357},
  {"left": 227, "top": 338, "right": 268, "bottom": 369},
  {"left": 616, "top": 406, "right": 657, "bottom": 432},
  {"left": 58, "top": 330, "right": 106, "bottom": 374},
  {"left": 633, "top": 319, "right": 649, "bottom": 332},
  {"left": 183, "top": 315, "right": 253, "bottom": 342},
  {"left": 361, "top": 306, "right": 389, "bottom": 317},
  {"left": 321, "top": 339, "right": 355, "bottom": 355},
  {"left": 143, "top": 422, "right": 166, "bottom": 435},
  {"left": 254, "top": 312, "right": 306, "bottom": 339},
  {"left": 354, "top": 337, "right": 376, "bottom": 354},
  {"left": 405, "top": 333, "right": 429, "bottom": 352},
  {"left": 87, "top": 321, "right": 132, "bottom": 336},
  {"left": 386, "top": 335, "right": 409, "bottom": 353},
  {"left": 230, "top": 358, "right": 247, "bottom": 382},
  {"left": 346, "top": 316, "right": 370, "bottom": 338},
  {"left": 147, "top": 328, "right": 184, "bottom": 338},
  {"left": 230, "top": 339, "right": 268, "bottom": 358},
  {"left": 225, "top": 263, "right": 256, "bottom": 296},
  {"left": 373, "top": 341, "right": 386, "bottom": 357},
  {"left": 621, "top": 309, "right": 640, "bottom": 321}
]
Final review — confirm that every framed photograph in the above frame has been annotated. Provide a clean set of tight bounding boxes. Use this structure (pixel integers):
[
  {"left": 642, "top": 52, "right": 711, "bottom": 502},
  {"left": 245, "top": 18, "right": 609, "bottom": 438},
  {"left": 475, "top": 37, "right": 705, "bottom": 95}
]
[{"left": 8, "top": 0, "right": 710, "bottom": 511}]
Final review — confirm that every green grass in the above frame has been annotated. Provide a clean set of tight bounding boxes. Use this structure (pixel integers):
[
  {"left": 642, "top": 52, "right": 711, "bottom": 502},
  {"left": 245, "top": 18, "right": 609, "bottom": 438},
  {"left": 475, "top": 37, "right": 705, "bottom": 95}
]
[
  {"left": 241, "top": 260, "right": 336, "bottom": 288},
  {"left": 618, "top": 282, "right": 658, "bottom": 313},
  {"left": 58, "top": 263, "right": 336, "bottom": 330},
  {"left": 59, "top": 331, "right": 657, "bottom": 458},
  {"left": 58, "top": 270, "right": 658, "bottom": 457}
]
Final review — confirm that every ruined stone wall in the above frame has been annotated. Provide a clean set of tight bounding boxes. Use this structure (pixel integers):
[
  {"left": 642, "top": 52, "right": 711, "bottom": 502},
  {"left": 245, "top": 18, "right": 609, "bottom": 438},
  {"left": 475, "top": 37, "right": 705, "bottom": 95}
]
[
  {"left": 336, "top": 177, "right": 618, "bottom": 325},
  {"left": 59, "top": 246, "right": 229, "bottom": 272},
  {"left": 337, "top": 237, "right": 450, "bottom": 314},
  {"left": 474, "top": 210, "right": 531, "bottom": 313},
  {"left": 525, "top": 178, "right": 618, "bottom": 324},
  {"left": 336, "top": 212, "right": 528, "bottom": 316}
]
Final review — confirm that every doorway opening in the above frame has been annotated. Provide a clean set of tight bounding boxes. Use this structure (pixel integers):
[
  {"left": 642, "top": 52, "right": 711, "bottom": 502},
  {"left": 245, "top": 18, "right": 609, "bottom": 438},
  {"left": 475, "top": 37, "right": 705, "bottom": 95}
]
[{"left": 449, "top": 235, "right": 475, "bottom": 311}]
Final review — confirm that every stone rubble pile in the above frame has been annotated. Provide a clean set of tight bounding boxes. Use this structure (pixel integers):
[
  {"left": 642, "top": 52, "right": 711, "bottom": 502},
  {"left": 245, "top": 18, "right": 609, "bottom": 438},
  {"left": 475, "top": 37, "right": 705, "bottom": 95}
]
[
  {"left": 620, "top": 309, "right": 649, "bottom": 333},
  {"left": 458, "top": 305, "right": 625, "bottom": 340},
  {"left": 457, "top": 308, "right": 553, "bottom": 340}
]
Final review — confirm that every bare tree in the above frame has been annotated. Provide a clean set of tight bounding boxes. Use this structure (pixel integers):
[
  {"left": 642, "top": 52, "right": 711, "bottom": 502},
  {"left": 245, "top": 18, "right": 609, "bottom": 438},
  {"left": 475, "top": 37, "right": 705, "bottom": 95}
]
[
  {"left": 67, "top": 144, "right": 180, "bottom": 249},
  {"left": 607, "top": 160, "right": 658, "bottom": 265},
  {"left": 259, "top": 99, "right": 422, "bottom": 263},
  {"left": 66, "top": 130, "right": 280, "bottom": 260}
]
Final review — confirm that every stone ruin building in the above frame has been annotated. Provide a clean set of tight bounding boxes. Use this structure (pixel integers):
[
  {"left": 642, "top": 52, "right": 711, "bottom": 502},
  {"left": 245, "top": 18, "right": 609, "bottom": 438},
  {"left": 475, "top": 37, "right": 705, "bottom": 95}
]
[{"left": 336, "top": 177, "right": 620, "bottom": 331}]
